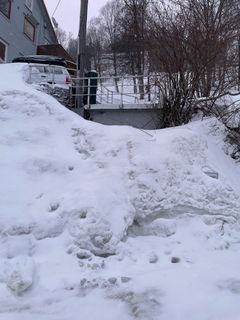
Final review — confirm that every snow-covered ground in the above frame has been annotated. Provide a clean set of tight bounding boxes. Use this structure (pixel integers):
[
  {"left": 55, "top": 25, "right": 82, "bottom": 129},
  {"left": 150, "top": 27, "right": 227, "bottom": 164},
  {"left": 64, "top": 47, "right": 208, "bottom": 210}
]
[
  {"left": 1, "top": 63, "right": 240, "bottom": 320},
  {"left": 97, "top": 76, "right": 158, "bottom": 105}
]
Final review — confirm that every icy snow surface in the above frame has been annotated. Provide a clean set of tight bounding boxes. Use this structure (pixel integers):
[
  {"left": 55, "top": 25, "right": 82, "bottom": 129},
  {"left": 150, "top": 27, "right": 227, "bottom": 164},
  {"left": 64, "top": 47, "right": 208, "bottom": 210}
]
[{"left": 0, "top": 63, "right": 240, "bottom": 319}]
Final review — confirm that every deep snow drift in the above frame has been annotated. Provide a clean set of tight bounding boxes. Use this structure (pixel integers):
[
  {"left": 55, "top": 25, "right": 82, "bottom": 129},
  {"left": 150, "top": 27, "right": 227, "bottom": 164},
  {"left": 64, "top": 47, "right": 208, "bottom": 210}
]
[{"left": 1, "top": 63, "right": 240, "bottom": 320}]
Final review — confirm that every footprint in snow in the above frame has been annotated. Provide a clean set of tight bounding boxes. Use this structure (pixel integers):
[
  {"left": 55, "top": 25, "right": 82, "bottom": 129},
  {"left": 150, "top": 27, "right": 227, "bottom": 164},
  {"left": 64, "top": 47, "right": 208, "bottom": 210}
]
[{"left": 217, "top": 278, "right": 240, "bottom": 294}]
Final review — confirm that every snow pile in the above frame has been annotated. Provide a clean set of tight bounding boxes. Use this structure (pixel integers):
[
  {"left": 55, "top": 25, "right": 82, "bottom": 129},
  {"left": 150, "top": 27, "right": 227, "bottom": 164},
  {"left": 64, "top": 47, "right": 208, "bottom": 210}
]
[{"left": 1, "top": 63, "right": 240, "bottom": 319}]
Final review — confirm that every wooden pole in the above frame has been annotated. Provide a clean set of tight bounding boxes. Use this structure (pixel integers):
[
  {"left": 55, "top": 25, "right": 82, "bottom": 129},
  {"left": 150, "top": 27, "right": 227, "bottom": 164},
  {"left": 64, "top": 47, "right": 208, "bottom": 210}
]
[{"left": 76, "top": 0, "right": 88, "bottom": 111}]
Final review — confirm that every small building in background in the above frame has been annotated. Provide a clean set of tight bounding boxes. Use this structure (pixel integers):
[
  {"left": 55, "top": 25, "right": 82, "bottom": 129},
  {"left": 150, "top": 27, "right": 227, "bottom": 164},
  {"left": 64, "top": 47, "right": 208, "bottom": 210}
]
[{"left": 0, "top": 0, "right": 57, "bottom": 63}]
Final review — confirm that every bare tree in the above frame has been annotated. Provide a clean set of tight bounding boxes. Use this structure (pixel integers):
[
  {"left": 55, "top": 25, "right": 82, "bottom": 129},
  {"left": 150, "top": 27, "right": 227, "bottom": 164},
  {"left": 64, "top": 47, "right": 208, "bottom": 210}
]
[
  {"left": 147, "top": 0, "right": 240, "bottom": 127},
  {"left": 120, "top": 0, "right": 151, "bottom": 98},
  {"left": 55, "top": 26, "right": 68, "bottom": 48},
  {"left": 67, "top": 37, "right": 78, "bottom": 61},
  {"left": 100, "top": 0, "right": 123, "bottom": 92},
  {"left": 184, "top": 0, "right": 240, "bottom": 97},
  {"left": 87, "top": 18, "right": 106, "bottom": 76}
]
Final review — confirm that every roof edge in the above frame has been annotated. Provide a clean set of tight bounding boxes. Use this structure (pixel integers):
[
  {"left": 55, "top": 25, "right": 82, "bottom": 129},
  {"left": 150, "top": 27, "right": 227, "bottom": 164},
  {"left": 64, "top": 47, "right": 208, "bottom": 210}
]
[{"left": 40, "top": 0, "right": 58, "bottom": 43}]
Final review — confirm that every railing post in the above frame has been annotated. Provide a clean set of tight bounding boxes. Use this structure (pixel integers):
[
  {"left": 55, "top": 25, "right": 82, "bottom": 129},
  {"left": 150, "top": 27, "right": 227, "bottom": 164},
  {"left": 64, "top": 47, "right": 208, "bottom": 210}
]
[
  {"left": 154, "top": 74, "right": 157, "bottom": 106},
  {"left": 100, "top": 81, "right": 103, "bottom": 103},
  {"left": 87, "top": 77, "right": 90, "bottom": 107},
  {"left": 147, "top": 73, "right": 151, "bottom": 102},
  {"left": 120, "top": 77, "right": 124, "bottom": 107}
]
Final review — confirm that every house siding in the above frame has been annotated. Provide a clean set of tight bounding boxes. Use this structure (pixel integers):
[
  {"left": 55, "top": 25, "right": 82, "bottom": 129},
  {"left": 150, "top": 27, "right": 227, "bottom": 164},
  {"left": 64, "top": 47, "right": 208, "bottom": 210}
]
[{"left": 0, "top": 0, "right": 57, "bottom": 62}]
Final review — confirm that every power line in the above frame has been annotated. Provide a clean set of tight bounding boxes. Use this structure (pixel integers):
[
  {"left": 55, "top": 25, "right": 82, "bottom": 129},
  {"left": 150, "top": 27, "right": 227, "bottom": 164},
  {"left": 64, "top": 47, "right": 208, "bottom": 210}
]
[{"left": 52, "top": 0, "right": 62, "bottom": 17}]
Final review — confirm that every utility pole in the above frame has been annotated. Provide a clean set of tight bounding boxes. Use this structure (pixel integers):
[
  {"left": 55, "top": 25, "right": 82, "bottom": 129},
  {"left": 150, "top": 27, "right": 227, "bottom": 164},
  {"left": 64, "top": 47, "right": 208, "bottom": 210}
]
[{"left": 77, "top": 0, "right": 88, "bottom": 111}]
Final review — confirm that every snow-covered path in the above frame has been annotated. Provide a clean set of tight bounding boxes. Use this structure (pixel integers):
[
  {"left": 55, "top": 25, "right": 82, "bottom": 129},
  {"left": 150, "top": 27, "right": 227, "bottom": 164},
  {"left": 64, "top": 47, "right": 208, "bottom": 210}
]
[{"left": 0, "top": 63, "right": 240, "bottom": 319}]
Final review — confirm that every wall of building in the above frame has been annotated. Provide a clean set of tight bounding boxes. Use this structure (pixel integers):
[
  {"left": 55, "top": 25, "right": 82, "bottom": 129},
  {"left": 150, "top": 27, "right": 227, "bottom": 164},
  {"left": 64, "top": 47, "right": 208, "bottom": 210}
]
[
  {"left": 85, "top": 109, "right": 163, "bottom": 130},
  {"left": 0, "top": 0, "right": 56, "bottom": 62}
]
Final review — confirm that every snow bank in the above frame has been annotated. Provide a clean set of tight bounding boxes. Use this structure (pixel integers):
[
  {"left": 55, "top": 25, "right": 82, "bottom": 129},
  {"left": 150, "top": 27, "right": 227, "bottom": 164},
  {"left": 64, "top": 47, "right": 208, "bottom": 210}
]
[
  {"left": 1, "top": 63, "right": 240, "bottom": 319},
  {"left": 1, "top": 64, "right": 240, "bottom": 253}
]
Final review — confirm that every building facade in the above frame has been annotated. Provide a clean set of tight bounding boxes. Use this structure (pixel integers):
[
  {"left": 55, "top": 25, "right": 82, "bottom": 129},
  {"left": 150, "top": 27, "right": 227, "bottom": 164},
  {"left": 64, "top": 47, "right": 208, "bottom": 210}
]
[{"left": 0, "top": 0, "right": 57, "bottom": 63}]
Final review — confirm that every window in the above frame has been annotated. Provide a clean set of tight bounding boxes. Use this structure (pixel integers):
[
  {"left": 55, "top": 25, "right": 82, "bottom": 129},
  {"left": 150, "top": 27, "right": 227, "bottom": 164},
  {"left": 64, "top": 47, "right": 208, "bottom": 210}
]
[
  {"left": 0, "top": 39, "right": 7, "bottom": 63},
  {"left": 25, "top": 0, "right": 33, "bottom": 11},
  {"left": 44, "top": 66, "right": 53, "bottom": 74},
  {"left": 53, "top": 67, "right": 63, "bottom": 75},
  {"left": 23, "top": 18, "right": 35, "bottom": 41},
  {"left": 0, "top": 0, "right": 11, "bottom": 19},
  {"left": 33, "top": 66, "right": 45, "bottom": 73}
]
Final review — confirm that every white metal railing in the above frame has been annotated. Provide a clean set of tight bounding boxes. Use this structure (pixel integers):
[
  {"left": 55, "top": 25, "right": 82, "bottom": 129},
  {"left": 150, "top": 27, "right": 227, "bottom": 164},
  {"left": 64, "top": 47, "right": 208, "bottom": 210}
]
[{"left": 70, "top": 74, "right": 162, "bottom": 109}]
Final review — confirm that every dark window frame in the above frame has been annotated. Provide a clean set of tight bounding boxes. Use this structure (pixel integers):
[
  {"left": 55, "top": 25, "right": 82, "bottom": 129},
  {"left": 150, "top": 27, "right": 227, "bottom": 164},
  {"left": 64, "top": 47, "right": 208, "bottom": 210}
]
[
  {"left": 0, "top": 0, "right": 11, "bottom": 19},
  {"left": 23, "top": 17, "right": 35, "bottom": 42}
]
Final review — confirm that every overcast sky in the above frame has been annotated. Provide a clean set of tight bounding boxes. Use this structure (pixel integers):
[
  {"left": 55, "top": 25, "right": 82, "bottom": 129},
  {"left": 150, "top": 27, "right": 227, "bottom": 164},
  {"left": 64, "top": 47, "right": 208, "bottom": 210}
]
[{"left": 44, "top": 0, "right": 108, "bottom": 38}]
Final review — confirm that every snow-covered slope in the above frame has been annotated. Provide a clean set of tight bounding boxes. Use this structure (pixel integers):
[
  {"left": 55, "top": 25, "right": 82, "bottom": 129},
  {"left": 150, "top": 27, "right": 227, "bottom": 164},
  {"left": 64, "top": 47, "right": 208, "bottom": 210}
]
[{"left": 1, "top": 63, "right": 240, "bottom": 320}]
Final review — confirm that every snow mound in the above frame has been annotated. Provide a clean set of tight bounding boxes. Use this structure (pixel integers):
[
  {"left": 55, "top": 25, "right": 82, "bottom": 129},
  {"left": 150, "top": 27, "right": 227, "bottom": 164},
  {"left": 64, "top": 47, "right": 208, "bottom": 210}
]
[
  {"left": 1, "top": 64, "right": 240, "bottom": 318},
  {"left": 1, "top": 64, "right": 240, "bottom": 256}
]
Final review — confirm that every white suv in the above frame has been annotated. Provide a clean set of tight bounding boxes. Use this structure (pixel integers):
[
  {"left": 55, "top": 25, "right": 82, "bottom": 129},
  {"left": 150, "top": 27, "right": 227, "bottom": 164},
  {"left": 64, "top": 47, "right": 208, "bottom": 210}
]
[
  {"left": 12, "top": 55, "right": 72, "bottom": 88},
  {"left": 28, "top": 63, "right": 72, "bottom": 88}
]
